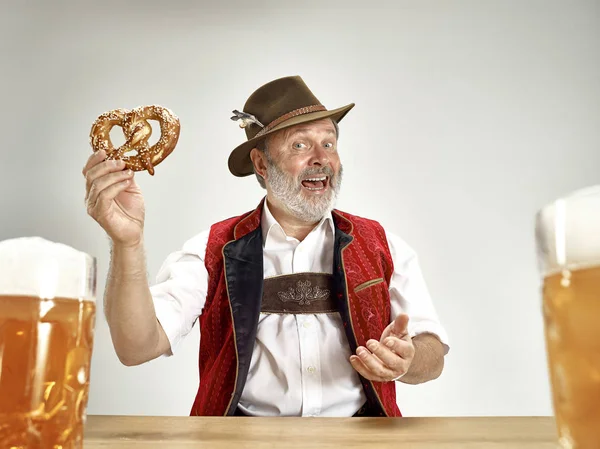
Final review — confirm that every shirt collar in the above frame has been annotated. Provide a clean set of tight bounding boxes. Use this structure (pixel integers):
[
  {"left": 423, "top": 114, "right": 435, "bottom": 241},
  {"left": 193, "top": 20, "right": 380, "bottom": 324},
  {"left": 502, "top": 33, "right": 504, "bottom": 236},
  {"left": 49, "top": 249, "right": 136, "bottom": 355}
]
[{"left": 261, "top": 199, "right": 335, "bottom": 246}]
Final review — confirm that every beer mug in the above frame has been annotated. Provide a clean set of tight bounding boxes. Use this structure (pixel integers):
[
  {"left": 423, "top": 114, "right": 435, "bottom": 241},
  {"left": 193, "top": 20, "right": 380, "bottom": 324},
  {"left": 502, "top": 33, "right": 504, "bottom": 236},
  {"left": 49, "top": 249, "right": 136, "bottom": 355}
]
[
  {"left": 535, "top": 186, "right": 600, "bottom": 448},
  {"left": 0, "top": 237, "right": 96, "bottom": 448}
]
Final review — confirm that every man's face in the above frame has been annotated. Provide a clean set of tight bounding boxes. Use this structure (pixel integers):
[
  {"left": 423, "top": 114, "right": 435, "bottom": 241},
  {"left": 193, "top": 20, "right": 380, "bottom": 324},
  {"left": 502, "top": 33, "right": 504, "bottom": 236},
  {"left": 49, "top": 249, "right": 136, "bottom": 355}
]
[{"left": 258, "top": 118, "right": 343, "bottom": 222}]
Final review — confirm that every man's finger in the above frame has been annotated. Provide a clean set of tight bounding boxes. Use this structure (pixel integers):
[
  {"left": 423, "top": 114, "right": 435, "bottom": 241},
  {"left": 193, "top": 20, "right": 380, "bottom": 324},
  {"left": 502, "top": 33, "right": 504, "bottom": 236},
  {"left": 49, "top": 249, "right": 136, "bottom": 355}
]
[
  {"left": 94, "top": 178, "right": 133, "bottom": 211},
  {"left": 392, "top": 313, "right": 410, "bottom": 337},
  {"left": 366, "top": 339, "right": 405, "bottom": 371},
  {"left": 88, "top": 179, "right": 132, "bottom": 222},
  {"left": 355, "top": 346, "right": 395, "bottom": 380},
  {"left": 85, "top": 159, "right": 127, "bottom": 194},
  {"left": 382, "top": 337, "right": 415, "bottom": 361},
  {"left": 82, "top": 150, "right": 107, "bottom": 176},
  {"left": 349, "top": 355, "right": 387, "bottom": 382},
  {"left": 87, "top": 170, "right": 133, "bottom": 208}
]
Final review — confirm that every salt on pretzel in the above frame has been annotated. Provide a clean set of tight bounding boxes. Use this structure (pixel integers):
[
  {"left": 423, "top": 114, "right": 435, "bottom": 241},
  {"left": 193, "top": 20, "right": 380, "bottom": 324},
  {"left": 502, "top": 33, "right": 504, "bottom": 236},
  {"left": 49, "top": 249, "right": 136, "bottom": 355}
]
[{"left": 89, "top": 105, "right": 180, "bottom": 175}]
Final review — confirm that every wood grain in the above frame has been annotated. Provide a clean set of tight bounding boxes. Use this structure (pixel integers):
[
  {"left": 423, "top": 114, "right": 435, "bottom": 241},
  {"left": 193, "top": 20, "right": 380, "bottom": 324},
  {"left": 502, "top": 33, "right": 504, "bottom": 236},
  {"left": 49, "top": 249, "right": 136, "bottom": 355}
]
[{"left": 83, "top": 415, "right": 558, "bottom": 448}]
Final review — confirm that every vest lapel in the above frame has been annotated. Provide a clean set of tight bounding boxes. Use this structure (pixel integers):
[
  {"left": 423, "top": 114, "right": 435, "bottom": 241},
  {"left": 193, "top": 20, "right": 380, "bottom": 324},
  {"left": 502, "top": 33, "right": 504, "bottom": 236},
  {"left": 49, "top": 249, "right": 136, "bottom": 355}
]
[
  {"left": 222, "top": 226, "right": 264, "bottom": 415},
  {"left": 332, "top": 212, "right": 387, "bottom": 417}
]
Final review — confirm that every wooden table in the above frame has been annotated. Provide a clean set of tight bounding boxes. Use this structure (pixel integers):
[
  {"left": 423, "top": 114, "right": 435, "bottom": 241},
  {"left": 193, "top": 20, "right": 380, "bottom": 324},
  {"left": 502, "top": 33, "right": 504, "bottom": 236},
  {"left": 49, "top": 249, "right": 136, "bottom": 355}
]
[{"left": 83, "top": 415, "right": 558, "bottom": 448}]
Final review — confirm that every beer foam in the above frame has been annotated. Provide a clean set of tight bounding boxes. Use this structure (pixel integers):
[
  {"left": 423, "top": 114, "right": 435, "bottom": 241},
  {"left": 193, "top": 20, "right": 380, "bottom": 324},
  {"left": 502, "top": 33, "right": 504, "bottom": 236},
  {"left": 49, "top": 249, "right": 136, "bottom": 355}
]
[
  {"left": 0, "top": 237, "right": 96, "bottom": 301},
  {"left": 536, "top": 185, "right": 600, "bottom": 275}
]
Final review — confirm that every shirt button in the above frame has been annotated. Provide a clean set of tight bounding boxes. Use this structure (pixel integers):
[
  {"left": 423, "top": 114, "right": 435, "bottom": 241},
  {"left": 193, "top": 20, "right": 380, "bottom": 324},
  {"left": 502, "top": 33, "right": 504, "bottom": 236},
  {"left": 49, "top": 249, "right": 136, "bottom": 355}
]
[
  {"left": 307, "top": 366, "right": 316, "bottom": 374},
  {"left": 303, "top": 321, "right": 311, "bottom": 329}
]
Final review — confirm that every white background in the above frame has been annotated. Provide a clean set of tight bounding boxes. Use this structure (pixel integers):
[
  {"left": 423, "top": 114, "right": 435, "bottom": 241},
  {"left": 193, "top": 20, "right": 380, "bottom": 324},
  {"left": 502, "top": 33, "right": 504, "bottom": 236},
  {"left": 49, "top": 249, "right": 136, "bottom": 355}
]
[{"left": 1, "top": 0, "right": 599, "bottom": 417}]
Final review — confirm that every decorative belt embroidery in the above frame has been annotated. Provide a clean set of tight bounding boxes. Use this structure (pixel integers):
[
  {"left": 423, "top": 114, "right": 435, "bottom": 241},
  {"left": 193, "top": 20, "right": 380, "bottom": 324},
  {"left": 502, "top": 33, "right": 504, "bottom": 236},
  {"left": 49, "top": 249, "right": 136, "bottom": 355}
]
[
  {"left": 261, "top": 273, "right": 337, "bottom": 314},
  {"left": 278, "top": 280, "right": 330, "bottom": 306}
]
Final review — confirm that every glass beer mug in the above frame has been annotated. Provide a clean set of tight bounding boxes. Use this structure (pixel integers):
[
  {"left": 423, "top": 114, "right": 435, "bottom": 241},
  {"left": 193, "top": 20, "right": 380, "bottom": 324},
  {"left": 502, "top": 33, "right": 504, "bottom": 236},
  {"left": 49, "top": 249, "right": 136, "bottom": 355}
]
[
  {"left": 0, "top": 237, "right": 96, "bottom": 448},
  {"left": 536, "top": 186, "right": 600, "bottom": 448}
]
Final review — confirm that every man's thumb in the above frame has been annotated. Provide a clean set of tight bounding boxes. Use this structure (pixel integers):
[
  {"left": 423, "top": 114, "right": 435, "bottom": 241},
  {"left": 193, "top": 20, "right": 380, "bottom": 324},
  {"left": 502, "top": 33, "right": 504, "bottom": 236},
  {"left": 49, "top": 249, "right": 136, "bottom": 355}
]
[{"left": 393, "top": 313, "right": 410, "bottom": 336}]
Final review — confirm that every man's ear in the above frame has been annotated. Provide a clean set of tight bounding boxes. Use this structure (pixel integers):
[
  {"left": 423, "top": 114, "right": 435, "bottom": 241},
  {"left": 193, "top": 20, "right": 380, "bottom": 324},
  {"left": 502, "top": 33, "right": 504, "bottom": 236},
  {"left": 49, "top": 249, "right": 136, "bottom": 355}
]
[{"left": 250, "top": 148, "right": 267, "bottom": 179}]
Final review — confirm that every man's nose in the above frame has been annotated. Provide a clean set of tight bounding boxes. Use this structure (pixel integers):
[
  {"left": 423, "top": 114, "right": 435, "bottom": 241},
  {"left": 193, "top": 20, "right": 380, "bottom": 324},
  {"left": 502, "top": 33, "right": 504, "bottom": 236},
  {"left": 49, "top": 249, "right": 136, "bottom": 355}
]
[{"left": 309, "top": 145, "right": 330, "bottom": 166}]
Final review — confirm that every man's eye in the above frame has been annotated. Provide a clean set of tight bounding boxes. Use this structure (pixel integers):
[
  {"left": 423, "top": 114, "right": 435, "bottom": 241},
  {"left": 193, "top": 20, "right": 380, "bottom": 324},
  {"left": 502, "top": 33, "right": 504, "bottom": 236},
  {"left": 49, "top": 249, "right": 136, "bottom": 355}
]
[
  {"left": 324, "top": 142, "right": 333, "bottom": 148},
  {"left": 294, "top": 143, "right": 306, "bottom": 149}
]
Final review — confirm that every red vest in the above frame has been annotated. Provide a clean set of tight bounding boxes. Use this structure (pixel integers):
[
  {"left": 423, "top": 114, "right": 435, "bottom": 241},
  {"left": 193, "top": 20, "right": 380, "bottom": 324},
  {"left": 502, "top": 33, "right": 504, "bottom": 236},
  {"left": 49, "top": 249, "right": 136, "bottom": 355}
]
[{"left": 190, "top": 199, "right": 402, "bottom": 417}]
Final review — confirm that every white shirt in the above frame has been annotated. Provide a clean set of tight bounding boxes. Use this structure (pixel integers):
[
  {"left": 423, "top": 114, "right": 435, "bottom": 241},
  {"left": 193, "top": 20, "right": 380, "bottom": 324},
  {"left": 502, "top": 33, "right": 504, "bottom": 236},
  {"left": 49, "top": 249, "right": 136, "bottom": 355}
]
[{"left": 150, "top": 201, "right": 449, "bottom": 417}]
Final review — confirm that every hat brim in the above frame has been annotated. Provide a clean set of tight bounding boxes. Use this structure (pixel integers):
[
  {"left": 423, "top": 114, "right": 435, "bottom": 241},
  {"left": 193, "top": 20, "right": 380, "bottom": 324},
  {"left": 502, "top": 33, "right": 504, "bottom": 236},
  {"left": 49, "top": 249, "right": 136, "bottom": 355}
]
[{"left": 228, "top": 102, "right": 355, "bottom": 177}]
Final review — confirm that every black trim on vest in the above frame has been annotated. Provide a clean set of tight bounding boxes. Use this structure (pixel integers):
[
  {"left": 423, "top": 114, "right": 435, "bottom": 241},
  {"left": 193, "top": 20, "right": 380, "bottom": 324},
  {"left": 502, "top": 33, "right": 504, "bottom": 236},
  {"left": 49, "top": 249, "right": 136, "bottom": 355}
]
[
  {"left": 333, "top": 225, "right": 386, "bottom": 417},
  {"left": 223, "top": 227, "right": 264, "bottom": 416}
]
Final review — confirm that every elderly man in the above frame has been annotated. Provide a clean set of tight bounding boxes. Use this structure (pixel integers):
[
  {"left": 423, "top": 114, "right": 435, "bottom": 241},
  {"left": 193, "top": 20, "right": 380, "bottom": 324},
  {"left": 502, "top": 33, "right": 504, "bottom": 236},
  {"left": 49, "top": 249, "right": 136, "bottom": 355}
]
[{"left": 82, "top": 75, "right": 449, "bottom": 417}]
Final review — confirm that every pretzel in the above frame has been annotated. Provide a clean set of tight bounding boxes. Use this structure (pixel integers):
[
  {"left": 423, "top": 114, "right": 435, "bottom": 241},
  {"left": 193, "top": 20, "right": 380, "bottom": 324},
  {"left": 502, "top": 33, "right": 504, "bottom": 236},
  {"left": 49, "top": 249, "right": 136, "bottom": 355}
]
[{"left": 89, "top": 105, "right": 180, "bottom": 175}]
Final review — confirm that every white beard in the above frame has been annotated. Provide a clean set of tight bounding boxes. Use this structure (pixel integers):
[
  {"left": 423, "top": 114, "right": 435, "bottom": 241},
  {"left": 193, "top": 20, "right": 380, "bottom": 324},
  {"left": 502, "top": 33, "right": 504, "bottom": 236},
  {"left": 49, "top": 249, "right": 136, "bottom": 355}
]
[{"left": 265, "top": 155, "right": 343, "bottom": 223}]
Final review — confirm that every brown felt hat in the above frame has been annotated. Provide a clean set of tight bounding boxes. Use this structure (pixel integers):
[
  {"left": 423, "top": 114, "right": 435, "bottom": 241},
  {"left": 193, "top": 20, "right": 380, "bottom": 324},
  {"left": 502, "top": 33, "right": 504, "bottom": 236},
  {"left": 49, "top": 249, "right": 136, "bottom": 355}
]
[{"left": 228, "top": 75, "right": 355, "bottom": 177}]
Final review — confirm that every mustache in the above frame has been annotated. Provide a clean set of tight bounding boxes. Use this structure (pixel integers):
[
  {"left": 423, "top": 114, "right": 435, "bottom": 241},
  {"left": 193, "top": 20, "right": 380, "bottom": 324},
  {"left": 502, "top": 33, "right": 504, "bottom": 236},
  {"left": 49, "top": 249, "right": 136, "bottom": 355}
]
[{"left": 297, "top": 166, "right": 335, "bottom": 181}]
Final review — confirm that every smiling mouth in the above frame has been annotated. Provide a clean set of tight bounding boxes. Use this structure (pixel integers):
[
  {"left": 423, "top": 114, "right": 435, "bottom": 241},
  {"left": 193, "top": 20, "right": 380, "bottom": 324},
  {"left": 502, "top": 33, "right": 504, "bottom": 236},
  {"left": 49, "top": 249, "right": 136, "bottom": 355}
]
[{"left": 301, "top": 176, "right": 329, "bottom": 192}]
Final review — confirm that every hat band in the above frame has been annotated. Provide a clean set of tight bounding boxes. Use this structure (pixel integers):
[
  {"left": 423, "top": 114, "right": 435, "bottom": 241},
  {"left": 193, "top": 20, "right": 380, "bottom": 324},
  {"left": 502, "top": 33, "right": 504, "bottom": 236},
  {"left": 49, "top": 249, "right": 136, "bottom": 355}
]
[{"left": 254, "top": 104, "right": 327, "bottom": 138}]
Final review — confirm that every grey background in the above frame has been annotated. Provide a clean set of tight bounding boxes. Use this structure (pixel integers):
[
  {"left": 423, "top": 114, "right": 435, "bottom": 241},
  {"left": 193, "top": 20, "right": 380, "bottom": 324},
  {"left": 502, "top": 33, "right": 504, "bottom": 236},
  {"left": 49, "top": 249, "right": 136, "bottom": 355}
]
[{"left": 1, "top": 0, "right": 599, "bottom": 416}]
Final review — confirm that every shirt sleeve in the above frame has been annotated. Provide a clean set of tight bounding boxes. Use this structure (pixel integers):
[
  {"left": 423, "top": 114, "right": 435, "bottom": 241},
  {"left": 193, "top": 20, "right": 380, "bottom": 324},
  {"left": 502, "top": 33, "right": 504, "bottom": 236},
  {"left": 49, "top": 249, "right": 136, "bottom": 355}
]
[
  {"left": 385, "top": 230, "right": 450, "bottom": 355},
  {"left": 150, "top": 230, "right": 210, "bottom": 356}
]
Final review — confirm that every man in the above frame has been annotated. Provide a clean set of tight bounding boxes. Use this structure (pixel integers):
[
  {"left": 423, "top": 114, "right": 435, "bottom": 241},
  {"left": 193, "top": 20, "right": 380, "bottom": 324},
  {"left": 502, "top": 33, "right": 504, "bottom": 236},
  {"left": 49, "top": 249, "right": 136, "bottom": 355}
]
[{"left": 82, "top": 75, "right": 449, "bottom": 417}]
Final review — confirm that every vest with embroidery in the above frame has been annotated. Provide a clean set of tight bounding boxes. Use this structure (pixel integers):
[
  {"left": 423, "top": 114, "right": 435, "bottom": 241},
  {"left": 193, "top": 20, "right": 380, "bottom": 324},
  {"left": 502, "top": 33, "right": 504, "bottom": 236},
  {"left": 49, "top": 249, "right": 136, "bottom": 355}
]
[{"left": 189, "top": 199, "right": 402, "bottom": 417}]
